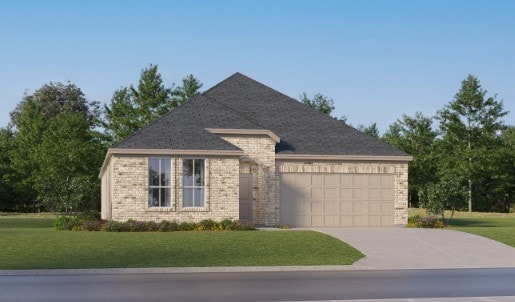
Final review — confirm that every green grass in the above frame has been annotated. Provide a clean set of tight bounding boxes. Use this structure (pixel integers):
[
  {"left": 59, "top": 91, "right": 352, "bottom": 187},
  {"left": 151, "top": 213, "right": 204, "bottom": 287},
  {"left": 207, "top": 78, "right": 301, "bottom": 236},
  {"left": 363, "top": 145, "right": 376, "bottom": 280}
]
[
  {"left": 0, "top": 217, "right": 363, "bottom": 269},
  {"left": 408, "top": 208, "right": 515, "bottom": 248}
]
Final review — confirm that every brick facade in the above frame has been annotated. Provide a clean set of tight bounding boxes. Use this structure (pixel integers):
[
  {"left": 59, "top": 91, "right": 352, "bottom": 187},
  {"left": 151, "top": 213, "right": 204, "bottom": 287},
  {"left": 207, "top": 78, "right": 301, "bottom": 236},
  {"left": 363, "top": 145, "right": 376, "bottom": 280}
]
[
  {"left": 101, "top": 155, "right": 239, "bottom": 222},
  {"left": 218, "top": 135, "right": 278, "bottom": 225}
]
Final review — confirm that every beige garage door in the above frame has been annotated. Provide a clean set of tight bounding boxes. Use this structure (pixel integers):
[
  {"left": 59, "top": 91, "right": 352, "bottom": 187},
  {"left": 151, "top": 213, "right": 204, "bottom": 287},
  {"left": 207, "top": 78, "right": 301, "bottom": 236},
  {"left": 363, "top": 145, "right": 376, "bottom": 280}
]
[{"left": 279, "top": 173, "right": 394, "bottom": 227}]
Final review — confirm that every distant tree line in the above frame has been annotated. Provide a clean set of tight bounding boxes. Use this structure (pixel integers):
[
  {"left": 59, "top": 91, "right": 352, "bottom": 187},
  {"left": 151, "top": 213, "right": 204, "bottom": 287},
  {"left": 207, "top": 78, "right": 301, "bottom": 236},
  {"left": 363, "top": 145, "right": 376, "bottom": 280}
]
[{"left": 0, "top": 71, "right": 513, "bottom": 215}]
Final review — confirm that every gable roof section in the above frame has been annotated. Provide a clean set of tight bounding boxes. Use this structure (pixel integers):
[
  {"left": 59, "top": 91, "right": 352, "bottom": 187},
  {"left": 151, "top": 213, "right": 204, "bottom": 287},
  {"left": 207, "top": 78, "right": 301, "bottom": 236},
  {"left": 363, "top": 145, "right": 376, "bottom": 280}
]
[
  {"left": 113, "top": 94, "right": 265, "bottom": 151},
  {"left": 203, "top": 73, "right": 409, "bottom": 157}
]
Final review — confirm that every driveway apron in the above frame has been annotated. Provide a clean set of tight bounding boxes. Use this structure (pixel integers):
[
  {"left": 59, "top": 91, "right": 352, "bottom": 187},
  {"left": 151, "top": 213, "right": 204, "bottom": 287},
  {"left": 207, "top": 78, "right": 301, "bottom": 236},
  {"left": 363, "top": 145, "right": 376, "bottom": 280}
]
[{"left": 316, "top": 228, "right": 515, "bottom": 269}]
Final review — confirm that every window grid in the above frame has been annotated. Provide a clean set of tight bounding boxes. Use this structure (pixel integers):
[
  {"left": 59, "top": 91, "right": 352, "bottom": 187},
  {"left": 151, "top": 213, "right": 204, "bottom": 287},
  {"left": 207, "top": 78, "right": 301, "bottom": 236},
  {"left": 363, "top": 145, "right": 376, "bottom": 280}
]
[
  {"left": 183, "top": 159, "right": 205, "bottom": 208},
  {"left": 148, "top": 158, "right": 171, "bottom": 208}
]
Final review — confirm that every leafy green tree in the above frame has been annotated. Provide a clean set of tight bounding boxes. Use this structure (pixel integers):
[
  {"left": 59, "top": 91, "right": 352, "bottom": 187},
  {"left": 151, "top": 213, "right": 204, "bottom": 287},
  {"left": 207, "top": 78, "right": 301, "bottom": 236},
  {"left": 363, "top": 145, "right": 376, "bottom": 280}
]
[
  {"left": 299, "top": 93, "right": 335, "bottom": 115},
  {"left": 8, "top": 82, "right": 103, "bottom": 213},
  {"left": 436, "top": 75, "right": 508, "bottom": 212},
  {"left": 383, "top": 112, "right": 438, "bottom": 207},
  {"left": 103, "top": 65, "right": 203, "bottom": 143},
  {"left": 419, "top": 179, "right": 466, "bottom": 225},
  {"left": 0, "top": 127, "right": 17, "bottom": 211},
  {"left": 357, "top": 122, "right": 380, "bottom": 138}
]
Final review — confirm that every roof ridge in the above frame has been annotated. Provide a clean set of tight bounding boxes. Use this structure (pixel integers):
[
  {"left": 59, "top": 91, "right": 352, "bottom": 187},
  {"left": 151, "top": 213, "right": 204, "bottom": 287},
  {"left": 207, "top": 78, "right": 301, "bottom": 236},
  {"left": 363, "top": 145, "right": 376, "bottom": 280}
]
[{"left": 202, "top": 72, "right": 244, "bottom": 95}]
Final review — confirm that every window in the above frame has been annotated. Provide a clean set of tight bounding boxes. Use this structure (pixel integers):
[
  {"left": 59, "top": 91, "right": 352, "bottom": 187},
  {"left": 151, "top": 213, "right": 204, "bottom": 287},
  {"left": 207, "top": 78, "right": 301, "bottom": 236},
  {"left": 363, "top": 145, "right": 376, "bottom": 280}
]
[
  {"left": 148, "top": 158, "right": 171, "bottom": 207},
  {"left": 182, "top": 159, "right": 205, "bottom": 207}
]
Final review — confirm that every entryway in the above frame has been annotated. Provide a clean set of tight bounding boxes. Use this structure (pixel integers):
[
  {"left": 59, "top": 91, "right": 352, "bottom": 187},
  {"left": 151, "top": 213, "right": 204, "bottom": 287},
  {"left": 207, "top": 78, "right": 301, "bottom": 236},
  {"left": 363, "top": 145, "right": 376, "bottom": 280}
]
[{"left": 239, "top": 173, "right": 253, "bottom": 222}]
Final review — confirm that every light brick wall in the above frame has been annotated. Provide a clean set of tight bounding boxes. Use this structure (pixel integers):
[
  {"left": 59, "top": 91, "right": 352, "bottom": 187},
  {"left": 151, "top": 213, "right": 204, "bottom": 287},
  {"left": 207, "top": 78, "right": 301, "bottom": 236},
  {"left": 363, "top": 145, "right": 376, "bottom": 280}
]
[
  {"left": 108, "top": 155, "right": 239, "bottom": 222},
  {"left": 219, "top": 135, "right": 278, "bottom": 225},
  {"left": 277, "top": 161, "right": 409, "bottom": 226}
]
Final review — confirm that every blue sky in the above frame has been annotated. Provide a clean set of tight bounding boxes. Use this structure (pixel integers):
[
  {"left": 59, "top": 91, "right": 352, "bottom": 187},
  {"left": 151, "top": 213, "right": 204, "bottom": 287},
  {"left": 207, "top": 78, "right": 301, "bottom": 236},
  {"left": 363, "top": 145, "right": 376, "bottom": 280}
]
[{"left": 1, "top": 0, "right": 514, "bottom": 132}]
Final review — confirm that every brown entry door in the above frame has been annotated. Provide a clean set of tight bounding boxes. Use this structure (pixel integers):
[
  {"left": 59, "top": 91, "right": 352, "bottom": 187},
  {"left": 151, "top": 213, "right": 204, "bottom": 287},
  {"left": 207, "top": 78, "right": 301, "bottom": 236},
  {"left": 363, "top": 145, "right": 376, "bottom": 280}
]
[{"left": 239, "top": 174, "right": 253, "bottom": 222}]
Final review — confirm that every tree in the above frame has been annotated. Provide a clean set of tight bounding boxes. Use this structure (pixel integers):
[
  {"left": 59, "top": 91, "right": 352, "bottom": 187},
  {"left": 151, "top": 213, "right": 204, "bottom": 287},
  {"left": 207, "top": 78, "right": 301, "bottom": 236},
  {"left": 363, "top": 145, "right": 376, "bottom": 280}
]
[
  {"left": 0, "top": 127, "right": 17, "bottom": 211},
  {"left": 8, "top": 82, "right": 103, "bottom": 213},
  {"left": 103, "top": 65, "right": 203, "bottom": 143},
  {"left": 436, "top": 75, "right": 508, "bottom": 212},
  {"left": 357, "top": 122, "right": 380, "bottom": 138},
  {"left": 299, "top": 93, "right": 335, "bottom": 115},
  {"left": 419, "top": 179, "right": 466, "bottom": 225},
  {"left": 171, "top": 74, "right": 203, "bottom": 107},
  {"left": 383, "top": 112, "right": 438, "bottom": 207}
]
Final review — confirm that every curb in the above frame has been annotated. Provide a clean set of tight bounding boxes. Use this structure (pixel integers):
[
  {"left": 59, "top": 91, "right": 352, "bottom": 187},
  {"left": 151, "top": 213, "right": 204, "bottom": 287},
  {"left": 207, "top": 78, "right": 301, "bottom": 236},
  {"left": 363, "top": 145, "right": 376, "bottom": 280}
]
[{"left": 0, "top": 265, "right": 360, "bottom": 276}]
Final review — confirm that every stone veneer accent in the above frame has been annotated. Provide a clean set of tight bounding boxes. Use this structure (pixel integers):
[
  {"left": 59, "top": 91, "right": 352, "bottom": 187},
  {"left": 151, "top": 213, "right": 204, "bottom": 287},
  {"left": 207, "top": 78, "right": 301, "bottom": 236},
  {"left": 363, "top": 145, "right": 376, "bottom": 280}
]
[
  {"left": 218, "top": 135, "right": 278, "bottom": 225},
  {"left": 102, "top": 155, "right": 239, "bottom": 222},
  {"left": 276, "top": 161, "right": 409, "bottom": 226}
]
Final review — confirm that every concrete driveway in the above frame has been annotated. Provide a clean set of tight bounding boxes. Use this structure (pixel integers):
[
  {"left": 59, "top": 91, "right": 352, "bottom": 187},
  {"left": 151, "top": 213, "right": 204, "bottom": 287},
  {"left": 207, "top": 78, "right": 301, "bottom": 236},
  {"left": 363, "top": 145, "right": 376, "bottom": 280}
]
[{"left": 316, "top": 228, "right": 515, "bottom": 270}]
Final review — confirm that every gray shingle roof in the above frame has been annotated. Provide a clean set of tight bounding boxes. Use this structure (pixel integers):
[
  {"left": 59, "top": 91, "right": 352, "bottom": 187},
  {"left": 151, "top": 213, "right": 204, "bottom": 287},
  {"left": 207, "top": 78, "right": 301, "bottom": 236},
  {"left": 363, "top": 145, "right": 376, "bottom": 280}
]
[
  {"left": 115, "top": 72, "right": 408, "bottom": 157},
  {"left": 203, "top": 73, "right": 409, "bottom": 156}
]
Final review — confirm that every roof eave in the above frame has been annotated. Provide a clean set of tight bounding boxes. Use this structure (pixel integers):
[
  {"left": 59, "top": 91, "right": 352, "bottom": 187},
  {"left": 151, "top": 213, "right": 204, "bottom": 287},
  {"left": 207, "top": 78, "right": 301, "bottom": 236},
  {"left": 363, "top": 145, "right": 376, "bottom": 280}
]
[{"left": 275, "top": 154, "right": 413, "bottom": 162}]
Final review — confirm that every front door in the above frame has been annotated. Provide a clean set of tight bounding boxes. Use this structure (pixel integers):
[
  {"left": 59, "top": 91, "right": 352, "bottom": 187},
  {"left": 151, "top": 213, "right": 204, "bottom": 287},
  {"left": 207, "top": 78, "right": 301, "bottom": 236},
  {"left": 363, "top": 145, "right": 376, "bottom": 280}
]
[{"left": 239, "top": 174, "right": 253, "bottom": 222}]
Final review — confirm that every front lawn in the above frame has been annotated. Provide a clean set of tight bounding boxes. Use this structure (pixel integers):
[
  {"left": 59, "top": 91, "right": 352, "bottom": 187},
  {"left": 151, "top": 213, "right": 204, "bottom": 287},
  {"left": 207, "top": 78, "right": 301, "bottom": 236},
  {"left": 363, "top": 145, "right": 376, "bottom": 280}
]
[
  {"left": 408, "top": 208, "right": 515, "bottom": 248},
  {"left": 0, "top": 216, "right": 363, "bottom": 269}
]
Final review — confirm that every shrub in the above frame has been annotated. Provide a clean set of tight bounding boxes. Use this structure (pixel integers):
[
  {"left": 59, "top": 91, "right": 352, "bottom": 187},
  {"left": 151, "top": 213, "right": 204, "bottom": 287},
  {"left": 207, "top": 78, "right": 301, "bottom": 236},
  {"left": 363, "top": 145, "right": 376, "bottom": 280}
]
[
  {"left": 197, "top": 219, "right": 218, "bottom": 231},
  {"left": 179, "top": 221, "right": 196, "bottom": 231},
  {"left": 158, "top": 220, "right": 180, "bottom": 232},
  {"left": 407, "top": 215, "right": 446, "bottom": 228},
  {"left": 82, "top": 219, "right": 106, "bottom": 231},
  {"left": 219, "top": 219, "right": 233, "bottom": 230},
  {"left": 54, "top": 216, "right": 81, "bottom": 230},
  {"left": 228, "top": 220, "right": 256, "bottom": 231},
  {"left": 104, "top": 220, "right": 124, "bottom": 232}
]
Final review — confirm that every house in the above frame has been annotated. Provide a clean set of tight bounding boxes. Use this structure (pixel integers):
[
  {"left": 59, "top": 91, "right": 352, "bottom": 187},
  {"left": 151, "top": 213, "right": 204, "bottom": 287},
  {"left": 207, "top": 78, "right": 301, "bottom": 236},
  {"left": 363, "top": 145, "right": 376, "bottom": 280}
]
[{"left": 100, "top": 73, "right": 412, "bottom": 227}]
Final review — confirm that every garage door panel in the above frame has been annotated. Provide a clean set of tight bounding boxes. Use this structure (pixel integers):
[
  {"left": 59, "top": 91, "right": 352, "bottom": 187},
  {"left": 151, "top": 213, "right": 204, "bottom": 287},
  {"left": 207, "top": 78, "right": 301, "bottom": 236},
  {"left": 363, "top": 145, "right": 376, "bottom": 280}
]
[
  {"left": 312, "top": 188, "right": 324, "bottom": 199},
  {"left": 381, "top": 188, "right": 393, "bottom": 200},
  {"left": 312, "top": 174, "right": 324, "bottom": 186},
  {"left": 324, "top": 215, "right": 336, "bottom": 227},
  {"left": 324, "top": 202, "right": 335, "bottom": 213},
  {"left": 340, "top": 188, "right": 352, "bottom": 199},
  {"left": 352, "top": 202, "right": 364, "bottom": 213},
  {"left": 368, "top": 202, "right": 381, "bottom": 214},
  {"left": 340, "top": 215, "right": 352, "bottom": 227},
  {"left": 352, "top": 175, "right": 364, "bottom": 186},
  {"left": 368, "top": 175, "right": 381, "bottom": 187},
  {"left": 352, "top": 188, "right": 363, "bottom": 200},
  {"left": 368, "top": 215, "right": 381, "bottom": 227},
  {"left": 381, "top": 175, "right": 394, "bottom": 186},
  {"left": 280, "top": 173, "right": 395, "bottom": 227},
  {"left": 368, "top": 188, "right": 381, "bottom": 200},
  {"left": 340, "top": 201, "right": 352, "bottom": 213},
  {"left": 325, "top": 188, "right": 336, "bottom": 199},
  {"left": 340, "top": 175, "right": 353, "bottom": 187},
  {"left": 324, "top": 174, "right": 336, "bottom": 186},
  {"left": 352, "top": 215, "right": 364, "bottom": 226},
  {"left": 311, "top": 202, "right": 324, "bottom": 214}
]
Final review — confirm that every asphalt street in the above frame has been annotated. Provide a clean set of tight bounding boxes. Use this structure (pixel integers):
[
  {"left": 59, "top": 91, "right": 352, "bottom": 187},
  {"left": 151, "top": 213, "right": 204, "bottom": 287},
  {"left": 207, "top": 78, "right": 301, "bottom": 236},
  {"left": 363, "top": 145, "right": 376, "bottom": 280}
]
[{"left": 2, "top": 268, "right": 515, "bottom": 302}]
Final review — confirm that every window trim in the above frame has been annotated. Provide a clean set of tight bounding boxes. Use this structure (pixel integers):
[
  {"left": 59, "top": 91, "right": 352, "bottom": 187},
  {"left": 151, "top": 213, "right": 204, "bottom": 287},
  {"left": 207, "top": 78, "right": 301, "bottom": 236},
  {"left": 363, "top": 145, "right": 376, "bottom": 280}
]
[
  {"left": 182, "top": 158, "right": 206, "bottom": 209},
  {"left": 148, "top": 157, "right": 172, "bottom": 208}
]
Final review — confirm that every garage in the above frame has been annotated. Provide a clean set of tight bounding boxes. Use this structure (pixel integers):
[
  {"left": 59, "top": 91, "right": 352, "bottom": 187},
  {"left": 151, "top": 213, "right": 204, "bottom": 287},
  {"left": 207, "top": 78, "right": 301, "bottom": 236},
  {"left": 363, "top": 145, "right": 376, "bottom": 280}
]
[{"left": 279, "top": 173, "right": 394, "bottom": 227}]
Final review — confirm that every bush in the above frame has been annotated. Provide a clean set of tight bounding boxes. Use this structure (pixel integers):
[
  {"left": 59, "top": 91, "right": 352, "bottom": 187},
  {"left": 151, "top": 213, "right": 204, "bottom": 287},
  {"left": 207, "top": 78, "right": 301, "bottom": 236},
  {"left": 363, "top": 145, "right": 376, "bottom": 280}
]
[
  {"left": 57, "top": 217, "right": 256, "bottom": 232},
  {"left": 54, "top": 216, "right": 81, "bottom": 230},
  {"left": 407, "top": 215, "right": 446, "bottom": 228},
  {"left": 158, "top": 220, "right": 180, "bottom": 232},
  {"left": 227, "top": 220, "right": 256, "bottom": 231}
]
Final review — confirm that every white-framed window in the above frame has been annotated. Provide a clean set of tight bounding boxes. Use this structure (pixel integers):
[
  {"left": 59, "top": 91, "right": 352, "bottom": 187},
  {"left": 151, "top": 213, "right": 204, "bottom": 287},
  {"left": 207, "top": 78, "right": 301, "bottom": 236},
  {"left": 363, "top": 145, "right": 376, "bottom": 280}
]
[
  {"left": 182, "top": 159, "right": 205, "bottom": 207},
  {"left": 148, "top": 158, "right": 171, "bottom": 207}
]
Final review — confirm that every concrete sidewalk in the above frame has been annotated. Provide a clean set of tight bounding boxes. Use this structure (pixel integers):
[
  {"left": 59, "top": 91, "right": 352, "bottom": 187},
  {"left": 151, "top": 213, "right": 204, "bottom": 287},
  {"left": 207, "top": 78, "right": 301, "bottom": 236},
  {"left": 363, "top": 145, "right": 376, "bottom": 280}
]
[{"left": 317, "top": 228, "right": 515, "bottom": 270}]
